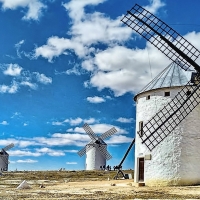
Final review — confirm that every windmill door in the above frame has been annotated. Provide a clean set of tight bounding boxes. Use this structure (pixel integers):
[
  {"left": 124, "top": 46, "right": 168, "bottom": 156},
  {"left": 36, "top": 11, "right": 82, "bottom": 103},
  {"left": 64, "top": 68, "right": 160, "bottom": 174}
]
[{"left": 138, "top": 157, "right": 144, "bottom": 182}]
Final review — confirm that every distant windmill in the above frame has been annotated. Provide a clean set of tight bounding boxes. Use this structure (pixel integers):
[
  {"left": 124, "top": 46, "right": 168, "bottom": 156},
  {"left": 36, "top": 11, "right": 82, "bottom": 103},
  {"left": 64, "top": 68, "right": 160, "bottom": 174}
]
[
  {"left": 77, "top": 123, "right": 117, "bottom": 170},
  {"left": 0, "top": 143, "right": 14, "bottom": 172}
]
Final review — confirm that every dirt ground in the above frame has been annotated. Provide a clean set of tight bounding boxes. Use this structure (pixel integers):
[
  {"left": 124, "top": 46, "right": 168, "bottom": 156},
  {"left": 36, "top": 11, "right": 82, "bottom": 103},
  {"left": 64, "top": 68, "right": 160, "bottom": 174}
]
[{"left": 0, "top": 170, "right": 200, "bottom": 199}]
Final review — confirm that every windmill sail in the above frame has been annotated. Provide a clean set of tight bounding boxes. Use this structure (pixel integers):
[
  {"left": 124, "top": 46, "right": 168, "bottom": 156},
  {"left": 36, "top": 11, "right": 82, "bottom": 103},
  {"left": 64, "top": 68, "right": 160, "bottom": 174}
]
[
  {"left": 138, "top": 79, "right": 200, "bottom": 151},
  {"left": 121, "top": 4, "right": 200, "bottom": 151},
  {"left": 121, "top": 4, "right": 200, "bottom": 72}
]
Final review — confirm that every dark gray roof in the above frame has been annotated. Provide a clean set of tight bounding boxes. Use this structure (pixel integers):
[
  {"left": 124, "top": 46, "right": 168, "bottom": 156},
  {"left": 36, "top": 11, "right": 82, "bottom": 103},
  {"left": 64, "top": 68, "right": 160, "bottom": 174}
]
[{"left": 139, "top": 61, "right": 192, "bottom": 94}]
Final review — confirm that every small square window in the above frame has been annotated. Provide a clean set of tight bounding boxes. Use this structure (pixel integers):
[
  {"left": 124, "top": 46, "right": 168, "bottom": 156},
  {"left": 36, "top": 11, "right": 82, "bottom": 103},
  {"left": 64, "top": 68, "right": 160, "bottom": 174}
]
[
  {"left": 146, "top": 95, "right": 150, "bottom": 100},
  {"left": 164, "top": 91, "right": 170, "bottom": 97}
]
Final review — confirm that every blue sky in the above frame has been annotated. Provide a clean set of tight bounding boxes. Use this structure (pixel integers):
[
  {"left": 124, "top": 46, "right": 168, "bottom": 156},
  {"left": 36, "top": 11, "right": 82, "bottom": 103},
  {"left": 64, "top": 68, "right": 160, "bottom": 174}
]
[{"left": 0, "top": 0, "right": 200, "bottom": 171}]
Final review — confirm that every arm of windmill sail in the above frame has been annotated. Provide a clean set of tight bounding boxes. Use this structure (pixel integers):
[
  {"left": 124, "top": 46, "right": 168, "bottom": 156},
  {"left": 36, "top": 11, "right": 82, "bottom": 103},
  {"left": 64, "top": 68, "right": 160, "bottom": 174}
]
[
  {"left": 77, "top": 140, "right": 95, "bottom": 157},
  {"left": 138, "top": 78, "right": 200, "bottom": 151},
  {"left": 2, "top": 143, "right": 14, "bottom": 152},
  {"left": 99, "top": 127, "right": 117, "bottom": 140},
  {"left": 121, "top": 4, "right": 200, "bottom": 72},
  {"left": 83, "top": 123, "right": 98, "bottom": 142},
  {"left": 95, "top": 143, "right": 112, "bottom": 160}
]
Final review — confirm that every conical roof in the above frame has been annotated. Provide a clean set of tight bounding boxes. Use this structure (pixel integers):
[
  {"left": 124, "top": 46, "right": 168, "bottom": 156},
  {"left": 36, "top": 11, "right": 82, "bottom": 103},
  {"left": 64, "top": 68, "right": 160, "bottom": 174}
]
[{"left": 136, "top": 61, "right": 193, "bottom": 97}]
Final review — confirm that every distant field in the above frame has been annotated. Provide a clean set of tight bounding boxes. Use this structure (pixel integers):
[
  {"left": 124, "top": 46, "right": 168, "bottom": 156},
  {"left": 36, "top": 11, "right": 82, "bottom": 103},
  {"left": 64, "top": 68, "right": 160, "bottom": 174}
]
[
  {"left": 0, "top": 170, "right": 200, "bottom": 199},
  {"left": 1, "top": 169, "right": 134, "bottom": 183}
]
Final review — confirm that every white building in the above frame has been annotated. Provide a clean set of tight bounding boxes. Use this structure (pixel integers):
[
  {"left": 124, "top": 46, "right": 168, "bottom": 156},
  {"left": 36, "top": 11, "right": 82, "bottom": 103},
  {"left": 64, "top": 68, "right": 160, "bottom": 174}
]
[
  {"left": 85, "top": 143, "right": 106, "bottom": 170},
  {"left": 134, "top": 62, "right": 200, "bottom": 186}
]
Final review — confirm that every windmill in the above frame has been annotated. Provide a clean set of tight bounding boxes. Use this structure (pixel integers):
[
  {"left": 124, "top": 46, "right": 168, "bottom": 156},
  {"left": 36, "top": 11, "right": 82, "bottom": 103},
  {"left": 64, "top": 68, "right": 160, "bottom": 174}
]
[
  {"left": 0, "top": 143, "right": 14, "bottom": 172},
  {"left": 77, "top": 123, "right": 117, "bottom": 170},
  {"left": 121, "top": 4, "right": 200, "bottom": 186}
]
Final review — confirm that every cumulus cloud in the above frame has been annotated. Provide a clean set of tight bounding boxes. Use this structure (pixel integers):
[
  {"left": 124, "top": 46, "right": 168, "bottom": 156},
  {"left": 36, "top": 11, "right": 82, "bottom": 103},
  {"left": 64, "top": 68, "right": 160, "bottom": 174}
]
[
  {"left": 116, "top": 117, "right": 134, "bottom": 123},
  {"left": 66, "top": 162, "right": 77, "bottom": 165},
  {"left": 106, "top": 135, "right": 133, "bottom": 144},
  {"left": 0, "top": 63, "right": 52, "bottom": 94},
  {"left": 34, "top": 36, "right": 87, "bottom": 62},
  {"left": 3, "top": 64, "right": 22, "bottom": 76},
  {"left": 0, "top": 82, "right": 19, "bottom": 94},
  {"left": 34, "top": 1, "right": 132, "bottom": 62},
  {"left": 85, "top": 44, "right": 169, "bottom": 96},
  {"left": 36, "top": 147, "right": 65, "bottom": 156},
  {"left": 52, "top": 117, "right": 97, "bottom": 126},
  {"left": 0, "top": 120, "right": 9, "bottom": 125},
  {"left": 144, "top": 0, "right": 165, "bottom": 14},
  {"left": 33, "top": 0, "right": 170, "bottom": 96},
  {"left": 9, "top": 150, "right": 41, "bottom": 157},
  {"left": 16, "top": 159, "right": 38, "bottom": 163},
  {"left": 0, "top": 0, "right": 47, "bottom": 20},
  {"left": 87, "top": 96, "right": 105, "bottom": 103},
  {"left": 70, "top": 123, "right": 127, "bottom": 135},
  {"left": 34, "top": 72, "right": 52, "bottom": 84}
]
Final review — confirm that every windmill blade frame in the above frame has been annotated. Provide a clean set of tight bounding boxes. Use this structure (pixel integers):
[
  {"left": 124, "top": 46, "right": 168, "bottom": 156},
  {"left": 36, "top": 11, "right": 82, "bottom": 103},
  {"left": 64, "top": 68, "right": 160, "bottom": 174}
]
[
  {"left": 77, "top": 123, "right": 117, "bottom": 161},
  {"left": 138, "top": 78, "right": 200, "bottom": 151},
  {"left": 83, "top": 123, "right": 98, "bottom": 142},
  {"left": 77, "top": 140, "right": 95, "bottom": 157},
  {"left": 100, "top": 127, "right": 117, "bottom": 140},
  {"left": 121, "top": 4, "right": 200, "bottom": 72},
  {"left": 3, "top": 143, "right": 14, "bottom": 152},
  {"left": 95, "top": 144, "right": 112, "bottom": 160},
  {"left": 121, "top": 4, "right": 200, "bottom": 151}
]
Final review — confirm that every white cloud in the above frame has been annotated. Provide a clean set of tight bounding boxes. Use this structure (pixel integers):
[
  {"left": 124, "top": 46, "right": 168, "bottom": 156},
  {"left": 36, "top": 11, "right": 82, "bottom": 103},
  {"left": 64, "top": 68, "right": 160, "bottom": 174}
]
[
  {"left": 87, "top": 96, "right": 105, "bottom": 103},
  {"left": 23, "top": 122, "right": 28, "bottom": 126},
  {"left": 15, "top": 40, "right": 25, "bottom": 58},
  {"left": 116, "top": 117, "right": 134, "bottom": 123},
  {"left": 71, "top": 123, "right": 127, "bottom": 135},
  {"left": 0, "top": 121, "right": 9, "bottom": 125},
  {"left": 52, "top": 121, "right": 64, "bottom": 126},
  {"left": 34, "top": 36, "right": 87, "bottom": 62},
  {"left": 20, "top": 81, "right": 38, "bottom": 90},
  {"left": 16, "top": 159, "right": 38, "bottom": 163},
  {"left": 85, "top": 44, "right": 169, "bottom": 96},
  {"left": 65, "top": 150, "right": 78, "bottom": 153},
  {"left": 106, "top": 135, "right": 133, "bottom": 144},
  {"left": 0, "top": 0, "right": 47, "bottom": 20},
  {"left": 34, "top": 1, "right": 132, "bottom": 62},
  {"left": 0, "top": 63, "right": 52, "bottom": 94},
  {"left": 52, "top": 117, "right": 97, "bottom": 126},
  {"left": 9, "top": 150, "right": 41, "bottom": 157},
  {"left": 3, "top": 64, "right": 22, "bottom": 76},
  {"left": 144, "top": 0, "right": 165, "bottom": 14},
  {"left": 84, "top": 118, "right": 96, "bottom": 124},
  {"left": 0, "top": 82, "right": 19, "bottom": 94},
  {"left": 68, "top": 117, "right": 83, "bottom": 126},
  {"left": 66, "top": 162, "right": 77, "bottom": 165},
  {"left": 33, "top": 0, "right": 169, "bottom": 96},
  {"left": 34, "top": 72, "right": 52, "bottom": 84},
  {"left": 36, "top": 147, "right": 65, "bottom": 156}
]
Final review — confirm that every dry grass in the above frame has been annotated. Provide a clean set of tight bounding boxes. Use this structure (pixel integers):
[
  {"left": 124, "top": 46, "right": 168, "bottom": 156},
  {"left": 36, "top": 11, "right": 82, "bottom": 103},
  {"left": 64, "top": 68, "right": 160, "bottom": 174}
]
[{"left": 0, "top": 170, "right": 200, "bottom": 199}]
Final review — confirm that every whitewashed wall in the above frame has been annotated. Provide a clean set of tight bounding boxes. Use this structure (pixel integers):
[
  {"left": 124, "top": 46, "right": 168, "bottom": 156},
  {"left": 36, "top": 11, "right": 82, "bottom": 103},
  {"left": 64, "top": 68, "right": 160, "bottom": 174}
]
[
  {"left": 134, "top": 86, "right": 200, "bottom": 186},
  {"left": 85, "top": 144, "right": 106, "bottom": 170}
]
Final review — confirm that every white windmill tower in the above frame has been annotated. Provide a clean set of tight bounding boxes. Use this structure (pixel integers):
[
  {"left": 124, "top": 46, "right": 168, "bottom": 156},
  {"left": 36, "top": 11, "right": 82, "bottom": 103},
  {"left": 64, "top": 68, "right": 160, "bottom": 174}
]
[
  {"left": 0, "top": 143, "right": 14, "bottom": 172},
  {"left": 77, "top": 123, "right": 117, "bottom": 170},
  {"left": 122, "top": 4, "right": 200, "bottom": 186}
]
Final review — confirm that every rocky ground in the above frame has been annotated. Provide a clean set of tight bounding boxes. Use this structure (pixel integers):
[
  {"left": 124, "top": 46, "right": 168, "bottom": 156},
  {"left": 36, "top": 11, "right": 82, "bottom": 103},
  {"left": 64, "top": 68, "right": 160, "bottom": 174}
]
[{"left": 0, "top": 170, "right": 200, "bottom": 199}]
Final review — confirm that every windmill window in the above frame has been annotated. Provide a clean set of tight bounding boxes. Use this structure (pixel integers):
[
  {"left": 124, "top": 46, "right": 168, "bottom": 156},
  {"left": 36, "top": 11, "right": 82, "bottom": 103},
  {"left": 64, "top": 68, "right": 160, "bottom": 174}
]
[
  {"left": 164, "top": 91, "right": 170, "bottom": 97},
  {"left": 146, "top": 95, "right": 150, "bottom": 100},
  {"left": 139, "top": 121, "right": 143, "bottom": 136}
]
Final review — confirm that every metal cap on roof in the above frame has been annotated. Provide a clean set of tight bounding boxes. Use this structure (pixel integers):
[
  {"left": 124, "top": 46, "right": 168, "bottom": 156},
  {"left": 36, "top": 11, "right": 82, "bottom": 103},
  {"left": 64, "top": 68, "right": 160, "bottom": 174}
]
[{"left": 135, "top": 61, "right": 193, "bottom": 99}]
